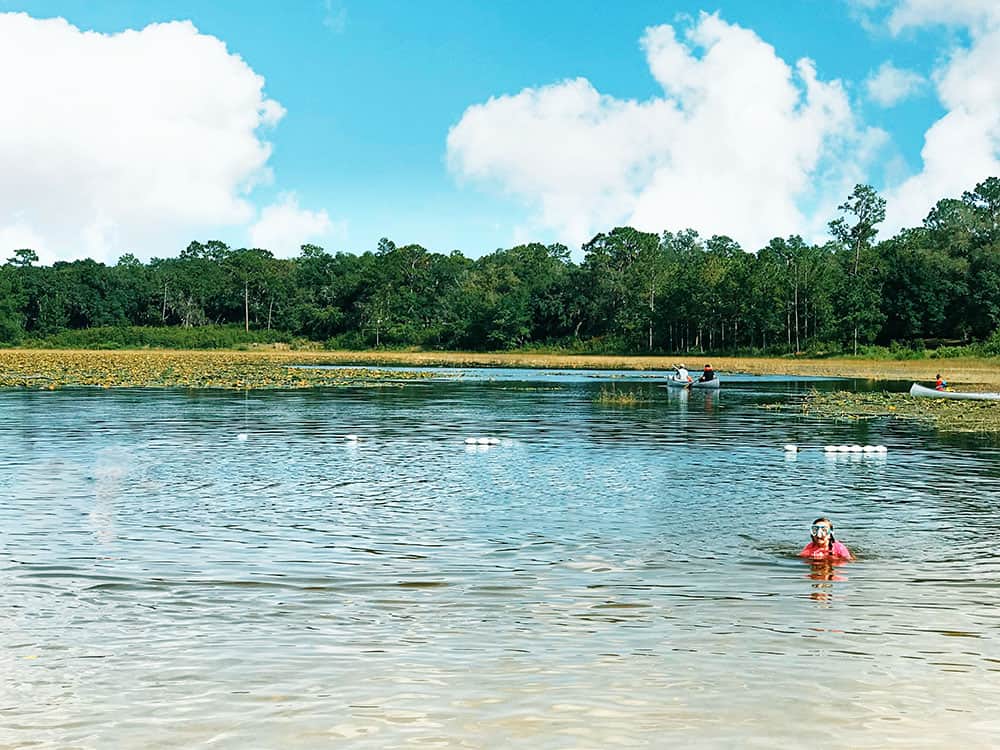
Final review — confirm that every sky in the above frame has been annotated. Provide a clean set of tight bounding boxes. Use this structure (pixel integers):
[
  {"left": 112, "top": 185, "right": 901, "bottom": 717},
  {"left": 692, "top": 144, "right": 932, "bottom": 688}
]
[{"left": 1, "top": 0, "right": 998, "bottom": 264}]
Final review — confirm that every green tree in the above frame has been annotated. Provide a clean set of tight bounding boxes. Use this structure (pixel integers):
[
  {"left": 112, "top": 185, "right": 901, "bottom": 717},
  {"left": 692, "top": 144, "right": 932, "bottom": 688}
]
[
  {"left": 224, "top": 247, "right": 273, "bottom": 332},
  {"left": 8, "top": 248, "right": 39, "bottom": 267},
  {"left": 829, "top": 184, "right": 887, "bottom": 353},
  {"left": 582, "top": 227, "right": 663, "bottom": 350},
  {"left": 0, "top": 265, "right": 24, "bottom": 342},
  {"left": 289, "top": 244, "right": 358, "bottom": 340}
]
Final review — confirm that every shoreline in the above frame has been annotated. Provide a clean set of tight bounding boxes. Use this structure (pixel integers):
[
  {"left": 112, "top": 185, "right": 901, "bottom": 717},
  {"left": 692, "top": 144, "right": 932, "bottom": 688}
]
[
  {"left": 273, "top": 350, "right": 1000, "bottom": 385},
  {"left": 2, "top": 347, "right": 999, "bottom": 388}
]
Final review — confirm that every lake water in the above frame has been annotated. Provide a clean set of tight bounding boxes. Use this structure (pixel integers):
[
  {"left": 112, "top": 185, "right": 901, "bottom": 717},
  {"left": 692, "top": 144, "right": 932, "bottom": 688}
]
[{"left": 2, "top": 369, "right": 999, "bottom": 748}]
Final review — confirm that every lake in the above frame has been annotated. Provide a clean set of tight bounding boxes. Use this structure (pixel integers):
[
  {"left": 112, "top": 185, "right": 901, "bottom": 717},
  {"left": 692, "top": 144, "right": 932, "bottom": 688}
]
[{"left": 2, "top": 369, "right": 999, "bottom": 748}]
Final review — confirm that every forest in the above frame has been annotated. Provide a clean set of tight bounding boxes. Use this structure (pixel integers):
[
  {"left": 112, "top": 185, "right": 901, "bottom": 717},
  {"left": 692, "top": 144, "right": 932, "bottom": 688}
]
[{"left": 2, "top": 178, "right": 999, "bottom": 356}]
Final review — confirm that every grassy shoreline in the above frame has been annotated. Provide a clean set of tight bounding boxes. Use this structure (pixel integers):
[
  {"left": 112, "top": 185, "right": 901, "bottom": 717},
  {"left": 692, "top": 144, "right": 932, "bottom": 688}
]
[
  {"left": 0, "top": 349, "right": 437, "bottom": 389},
  {"left": 2, "top": 348, "right": 999, "bottom": 388}
]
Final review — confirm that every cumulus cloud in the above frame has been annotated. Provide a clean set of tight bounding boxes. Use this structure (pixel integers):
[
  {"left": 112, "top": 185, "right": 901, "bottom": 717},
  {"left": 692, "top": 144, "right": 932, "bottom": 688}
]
[
  {"left": 888, "top": 0, "right": 1000, "bottom": 35},
  {"left": 865, "top": 62, "right": 925, "bottom": 106},
  {"left": 0, "top": 13, "right": 286, "bottom": 263},
  {"left": 249, "top": 193, "right": 341, "bottom": 256},
  {"left": 880, "top": 3, "right": 1000, "bottom": 232},
  {"left": 447, "top": 12, "right": 879, "bottom": 251}
]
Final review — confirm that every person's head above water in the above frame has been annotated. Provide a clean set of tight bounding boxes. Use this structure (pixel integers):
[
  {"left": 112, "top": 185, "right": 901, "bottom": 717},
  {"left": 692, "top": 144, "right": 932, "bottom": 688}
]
[
  {"left": 802, "top": 516, "right": 853, "bottom": 560},
  {"left": 811, "top": 517, "right": 835, "bottom": 547},
  {"left": 811, "top": 516, "right": 833, "bottom": 535}
]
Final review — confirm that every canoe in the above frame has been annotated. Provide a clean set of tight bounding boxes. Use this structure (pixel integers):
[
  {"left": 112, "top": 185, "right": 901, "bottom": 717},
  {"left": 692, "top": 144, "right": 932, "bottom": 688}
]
[
  {"left": 909, "top": 382, "right": 1000, "bottom": 401},
  {"left": 665, "top": 376, "right": 721, "bottom": 390},
  {"left": 691, "top": 377, "right": 720, "bottom": 390}
]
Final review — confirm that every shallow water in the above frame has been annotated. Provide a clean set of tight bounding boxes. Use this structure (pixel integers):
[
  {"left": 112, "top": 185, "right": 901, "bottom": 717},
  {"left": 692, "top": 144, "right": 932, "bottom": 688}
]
[{"left": 2, "top": 371, "right": 999, "bottom": 748}]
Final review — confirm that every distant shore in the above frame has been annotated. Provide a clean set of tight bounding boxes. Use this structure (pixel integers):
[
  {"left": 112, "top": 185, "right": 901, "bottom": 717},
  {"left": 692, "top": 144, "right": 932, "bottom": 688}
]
[
  {"left": 274, "top": 350, "right": 1000, "bottom": 387},
  {"left": 1, "top": 348, "right": 998, "bottom": 389}
]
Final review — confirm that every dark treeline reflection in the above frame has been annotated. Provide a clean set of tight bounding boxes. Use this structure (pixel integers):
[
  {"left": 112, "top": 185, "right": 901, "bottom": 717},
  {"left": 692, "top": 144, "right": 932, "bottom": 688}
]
[{"left": 2, "top": 178, "right": 999, "bottom": 355}]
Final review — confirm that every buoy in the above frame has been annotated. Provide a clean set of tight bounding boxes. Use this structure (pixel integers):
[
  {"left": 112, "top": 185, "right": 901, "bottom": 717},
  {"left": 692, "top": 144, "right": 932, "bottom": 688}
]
[
  {"left": 863, "top": 445, "right": 877, "bottom": 453},
  {"left": 875, "top": 445, "right": 888, "bottom": 453},
  {"left": 836, "top": 445, "right": 851, "bottom": 453},
  {"left": 823, "top": 445, "right": 837, "bottom": 453},
  {"left": 487, "top": 437, "right": 501, "bottom": 445},
  {"left": 464, "top": 437, "right": 478, "bottom": 445},
  {"left": 345, "top": 434, "right": 359, "bottom": 442},
  {"left": 237, "top": 433, "right": 248, "bottom": 441},
  {"left": 784, "top": 444, "right": 798, "bottom": 452},
  {"left": 849, "top": 445, "right": 863, "bottom": 453},
  {"left": 476, "top": 437, "right": 491, "bottom": 445}
]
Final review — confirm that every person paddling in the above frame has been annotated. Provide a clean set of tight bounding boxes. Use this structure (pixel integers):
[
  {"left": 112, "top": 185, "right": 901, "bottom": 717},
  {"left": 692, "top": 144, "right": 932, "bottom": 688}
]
[
  {"left": 934, "top": 373, "right": 947, "bottom": 391},
  {"left": 799, "top": 517, "right": 854, "bottom": 561},
  {"left": 673, "top": 363, "right": 692, "bottom": 385},
  {"left": 698, "top": 364, "right": 715, "bottom": 383}
]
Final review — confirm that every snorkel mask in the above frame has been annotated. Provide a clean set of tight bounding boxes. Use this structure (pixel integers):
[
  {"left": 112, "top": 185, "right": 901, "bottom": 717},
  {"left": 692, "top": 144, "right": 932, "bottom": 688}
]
[{"left": 810, "top": 524, "right": 831, "bottom": 538}]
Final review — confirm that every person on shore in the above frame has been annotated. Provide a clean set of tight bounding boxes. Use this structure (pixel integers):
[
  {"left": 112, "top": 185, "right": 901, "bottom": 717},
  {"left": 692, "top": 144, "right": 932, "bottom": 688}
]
[
  {"left": 934, "top": 373, "right": 947, "bottom": 391},
  {"left": 674, "top": 363, "right": 691, "bottom": 383},
  {"left": 799, "top": 517, "right": 853, "bottom": 561},
  {"left": 699, "top": 364, "right": 715, "bottom": 383}
]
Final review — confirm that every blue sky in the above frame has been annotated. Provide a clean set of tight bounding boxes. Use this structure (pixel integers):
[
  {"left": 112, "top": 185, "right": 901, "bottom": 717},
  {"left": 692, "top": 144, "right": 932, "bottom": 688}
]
[{"left": 1, "top": 1, "right": 998, "bottom": 262}]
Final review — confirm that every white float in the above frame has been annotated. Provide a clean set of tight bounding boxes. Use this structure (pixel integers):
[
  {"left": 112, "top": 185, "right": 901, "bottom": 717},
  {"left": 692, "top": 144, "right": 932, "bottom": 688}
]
[
  {"left": 237, "top": 433, "right": 248, "bottom": 441},
  {"left": 345, "top": 434, "right": 359, "bottom": 442},
  {"left": 823, "top": 445, "right": 837, "bottom": 453},
  {"left": 784, "top": 444, "right": 798, "bottom": 452}
]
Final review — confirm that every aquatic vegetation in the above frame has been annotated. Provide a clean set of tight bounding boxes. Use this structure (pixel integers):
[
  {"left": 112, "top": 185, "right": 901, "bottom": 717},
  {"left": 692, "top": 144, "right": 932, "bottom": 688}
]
[
  {"left": 594, "top": 387, "right": 650, "bottom": 405},
  {"left": 0, "top": 349, "right": 434, "bottom": 390},
  {"left": 796, "top": 390, "right": 1000, "bottom": 434}
]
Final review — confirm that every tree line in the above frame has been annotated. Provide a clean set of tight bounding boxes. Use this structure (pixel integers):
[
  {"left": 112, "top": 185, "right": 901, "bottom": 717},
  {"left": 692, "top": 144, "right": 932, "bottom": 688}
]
[{"left": 2, "top": 178, "right": 999, "bottom": 354}]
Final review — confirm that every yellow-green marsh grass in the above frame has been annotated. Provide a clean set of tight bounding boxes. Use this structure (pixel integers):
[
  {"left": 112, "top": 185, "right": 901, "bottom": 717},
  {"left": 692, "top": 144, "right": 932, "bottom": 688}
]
[
  {"left": 0, "top": 349, "right": 435, "bottom": 390},
  {"left": 594, "top": 386, "right": 651, "bottom": 405},
  {"left": 797, "top": 390, "right": 1000, "bottom": 434}
]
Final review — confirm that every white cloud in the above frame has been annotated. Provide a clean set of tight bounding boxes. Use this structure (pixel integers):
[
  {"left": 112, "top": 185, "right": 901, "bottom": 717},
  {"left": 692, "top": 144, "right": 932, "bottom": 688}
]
[
  {"left": 865, "top": 62, "right": 925, "bottom": 106},
  {"left": 880, "top": 4, "right": 1000, "bottom": 232},
  {"left": 323, "top": 0, "right": 348, "bottom": 33},
  {"left": 888, "top": 0, "right": 1000, "bottom": 35},
  {"left": 845, "top": 0, "right": 892, "bottom": 35},
  {"left": 249, "top": 193, "right": 340, "bottom": 256},
  {"left": 447, "top": 12, "right": 879, "bottom": 251},
  {"left": 0, "top": 219, "right": 44, "bottom": 259},
  {"left": 0, "top": 13, "right": 285, "bottom": 263}
]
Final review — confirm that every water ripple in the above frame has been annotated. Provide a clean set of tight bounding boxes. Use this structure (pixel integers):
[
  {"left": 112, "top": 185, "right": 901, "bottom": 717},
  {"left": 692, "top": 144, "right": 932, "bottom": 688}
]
[{"left": 2, "top": 377, "right": 999, "bottom": 748}]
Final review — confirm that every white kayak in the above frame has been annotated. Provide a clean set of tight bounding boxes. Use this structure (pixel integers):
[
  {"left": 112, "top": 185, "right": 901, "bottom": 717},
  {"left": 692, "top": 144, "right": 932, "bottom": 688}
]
[
  {"left": 909, "top": 382, "right": 1000, "bottom": 401},
  {"left": 665, "top": 376, "right": 721, "bottom": 390}
]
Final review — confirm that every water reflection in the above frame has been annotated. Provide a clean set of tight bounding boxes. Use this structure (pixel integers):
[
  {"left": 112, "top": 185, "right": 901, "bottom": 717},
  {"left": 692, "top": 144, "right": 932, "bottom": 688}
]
[{"left": 806, "top": 559, "right": 849, "bottom": 604}]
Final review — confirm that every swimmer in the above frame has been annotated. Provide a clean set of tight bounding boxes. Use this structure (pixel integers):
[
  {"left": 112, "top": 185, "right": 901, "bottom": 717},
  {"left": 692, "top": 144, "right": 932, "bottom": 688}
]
[{"left": 799, "top": 517, "right": 853, "bottom": 561}]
